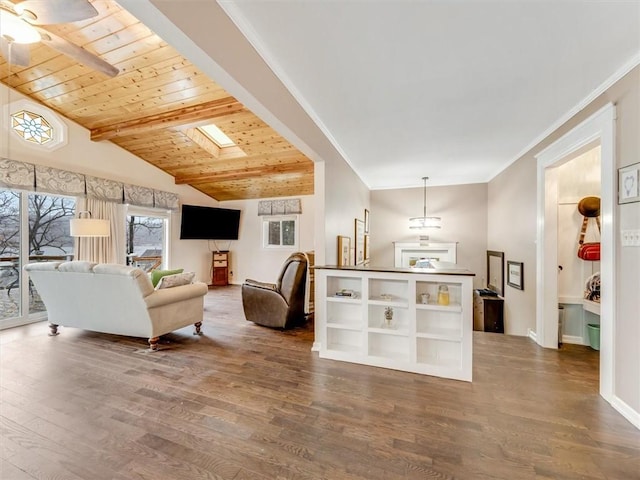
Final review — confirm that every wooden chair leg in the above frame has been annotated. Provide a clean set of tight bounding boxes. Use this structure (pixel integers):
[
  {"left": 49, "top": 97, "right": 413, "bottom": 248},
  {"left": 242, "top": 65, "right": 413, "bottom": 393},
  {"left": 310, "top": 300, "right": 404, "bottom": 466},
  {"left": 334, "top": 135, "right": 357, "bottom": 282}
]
[
  {"left": 148, "top": 337, "right": 160, "bottom": 351},
  {"left": 48, "top": 323, "right": 59, "bottom": 336},
  {"left": 194, "top": 322, "right": 203, "bottom": 335}
]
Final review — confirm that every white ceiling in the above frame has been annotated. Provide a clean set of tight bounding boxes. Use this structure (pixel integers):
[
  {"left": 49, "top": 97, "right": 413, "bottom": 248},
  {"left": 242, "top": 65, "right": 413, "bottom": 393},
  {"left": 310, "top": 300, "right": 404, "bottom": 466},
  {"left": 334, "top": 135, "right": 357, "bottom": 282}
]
[{"left": 121, "top": 1, "right": 640, "bottom": 190}]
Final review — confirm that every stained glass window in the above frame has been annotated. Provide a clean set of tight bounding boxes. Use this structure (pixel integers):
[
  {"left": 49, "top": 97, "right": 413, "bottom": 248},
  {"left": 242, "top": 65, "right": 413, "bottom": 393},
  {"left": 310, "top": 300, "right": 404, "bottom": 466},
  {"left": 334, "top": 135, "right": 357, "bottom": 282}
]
[{"left": 11, "top": 110, "right": 54, "bottom": 145}]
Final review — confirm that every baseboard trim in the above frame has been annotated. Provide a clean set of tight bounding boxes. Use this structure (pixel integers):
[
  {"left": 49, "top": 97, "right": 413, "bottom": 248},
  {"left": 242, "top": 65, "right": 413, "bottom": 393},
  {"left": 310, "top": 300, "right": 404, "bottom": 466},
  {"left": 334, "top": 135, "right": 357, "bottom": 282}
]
[
  {"left": 527, "top": 328, "right": 537, "bottom": 342},
  {"left": 611, "top": 395, "right": 640, "bottom": 430},
  {"left": 562, "top": 335, "right": 587, "bottom": 346},
  {"left": 311, "top": 341, "right": 320, "bottom": 352}
]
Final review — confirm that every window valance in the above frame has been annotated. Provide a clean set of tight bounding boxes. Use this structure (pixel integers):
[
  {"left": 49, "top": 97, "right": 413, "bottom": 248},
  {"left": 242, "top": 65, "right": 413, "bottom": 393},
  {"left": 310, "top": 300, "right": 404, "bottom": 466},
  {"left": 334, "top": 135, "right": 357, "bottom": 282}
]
[
  {"left": 0, "top": 159, "right": 179, "bottom": 210},
  {"left": 124, "top": 184, "right": 154, "bottom": 208},
  {"left": 257, "top": 198, "right": 302, "bottom": 215},
  {"left": 86, "top": 175, "right": 124, "bottom": 203},
  {"left": 35, "top": 165, "right": 85, "bottom": 196},
  {"left": 0, "top": 158, "right": 35, "bottom": 191}
]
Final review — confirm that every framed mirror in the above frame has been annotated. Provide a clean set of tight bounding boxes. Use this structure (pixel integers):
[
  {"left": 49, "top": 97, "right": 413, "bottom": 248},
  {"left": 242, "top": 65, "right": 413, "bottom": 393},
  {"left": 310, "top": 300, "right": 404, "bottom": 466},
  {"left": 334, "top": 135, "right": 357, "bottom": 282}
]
[{"left": 487, "top": 250, "right": 504, "bottom": 296}]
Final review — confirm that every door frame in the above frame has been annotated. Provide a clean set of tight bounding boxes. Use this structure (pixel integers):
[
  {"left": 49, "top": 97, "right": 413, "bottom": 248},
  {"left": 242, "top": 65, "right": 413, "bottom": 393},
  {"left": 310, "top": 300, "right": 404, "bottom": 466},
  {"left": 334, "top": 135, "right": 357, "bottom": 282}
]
[{"left": 535, "top": 102, "right": 615, "bottom": 402}]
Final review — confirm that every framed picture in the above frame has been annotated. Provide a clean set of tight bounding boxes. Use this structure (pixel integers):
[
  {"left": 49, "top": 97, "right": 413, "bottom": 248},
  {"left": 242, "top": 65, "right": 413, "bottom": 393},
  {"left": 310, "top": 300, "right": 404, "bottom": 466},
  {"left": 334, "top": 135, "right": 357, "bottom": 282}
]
[
  {"left": 354, "top": 218, "right": 365, "bottom": 265},
  {"left": 507, "top": 261, "right": 524, "bottom": 290},
  {"left": 364, "top": 234, "right": 370, "bottom": 261},
  {"left": 618, "top": 162, "right": 640, "bottom": 204},
  {"left": 337, "top": 236, "right": 351, "bottom": 266},
  {"left": 364, "top": 209, "right": 370, "bottom": 233}
]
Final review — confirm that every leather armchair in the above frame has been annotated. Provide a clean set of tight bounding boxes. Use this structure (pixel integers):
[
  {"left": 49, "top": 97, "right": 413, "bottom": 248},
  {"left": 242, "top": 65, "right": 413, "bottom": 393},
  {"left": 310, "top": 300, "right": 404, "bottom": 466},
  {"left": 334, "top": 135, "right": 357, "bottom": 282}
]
[{"left": 242, "top": 252, "right": 308, "bottom": 329}]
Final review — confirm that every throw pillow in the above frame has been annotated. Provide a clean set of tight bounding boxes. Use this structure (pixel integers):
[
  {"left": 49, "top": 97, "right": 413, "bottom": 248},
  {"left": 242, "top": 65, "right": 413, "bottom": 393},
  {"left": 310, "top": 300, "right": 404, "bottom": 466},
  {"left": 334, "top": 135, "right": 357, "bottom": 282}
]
[
  {"left": 156, "top": 272, "right": 196, "bottom": 290},
  {"left": 151, "top": 268, "right": 184, "bottom": 287}
]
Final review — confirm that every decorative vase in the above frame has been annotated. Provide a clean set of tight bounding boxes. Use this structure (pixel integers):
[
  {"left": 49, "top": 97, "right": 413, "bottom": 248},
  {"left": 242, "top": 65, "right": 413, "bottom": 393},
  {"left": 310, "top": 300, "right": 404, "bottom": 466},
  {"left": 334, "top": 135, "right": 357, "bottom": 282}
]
[{"left": 383, "top": 306, "right": 394, "bottom": 328}]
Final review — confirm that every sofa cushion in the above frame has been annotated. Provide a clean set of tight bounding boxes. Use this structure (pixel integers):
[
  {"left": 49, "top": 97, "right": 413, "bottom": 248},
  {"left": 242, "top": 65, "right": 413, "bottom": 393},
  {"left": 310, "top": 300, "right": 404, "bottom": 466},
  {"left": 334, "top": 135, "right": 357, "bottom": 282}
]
[
  {"left": 156, "top": 272, "right": 195, "bottom": 290},
  {"left": 151, "top": 268, "right": 183, "bottom": 287},
  {"left": 94, "top": 263, "right": 155, "bottom": 297},
  {"left": 58, "top": 261, "right": 97, "bottom": 273}
]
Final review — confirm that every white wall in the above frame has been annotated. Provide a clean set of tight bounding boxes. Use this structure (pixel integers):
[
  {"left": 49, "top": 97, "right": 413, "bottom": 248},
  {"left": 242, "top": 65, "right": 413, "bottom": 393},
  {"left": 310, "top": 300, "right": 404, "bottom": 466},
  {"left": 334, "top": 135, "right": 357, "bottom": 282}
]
[
  {"left": 0, "top": 85, "right": 218, "bottom": 283},
  {"left": 323, "top": 158, "right": 370, "bottom": 265},
  {"left": 488, "top": 67, "right": 640, "bottom": 421},
  {"left": 371, "top": 183, "right": 488, "bottom": 290},
  {"left": 218, "top": 195, "right": 315, "bottom": 285}
]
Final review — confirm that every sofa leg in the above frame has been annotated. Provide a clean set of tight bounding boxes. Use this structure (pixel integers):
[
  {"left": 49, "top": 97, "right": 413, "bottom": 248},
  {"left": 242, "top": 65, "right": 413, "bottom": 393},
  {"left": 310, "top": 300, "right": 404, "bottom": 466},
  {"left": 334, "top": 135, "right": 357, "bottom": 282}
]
[
  {"left": 148, "top": 337, "right": 160, "bottom": 351},
  {"left": 48, "top": 323, "right": 59, "bottom": 336},
  {"left": 194, "top": 322, "right": 203, "bottom": 335}
]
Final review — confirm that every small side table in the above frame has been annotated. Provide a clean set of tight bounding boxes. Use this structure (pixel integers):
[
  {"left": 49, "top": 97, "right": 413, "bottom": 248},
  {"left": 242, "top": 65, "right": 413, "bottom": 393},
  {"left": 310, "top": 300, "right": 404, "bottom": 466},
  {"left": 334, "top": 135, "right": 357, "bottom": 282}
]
[{"left": 473, "top": 290, "right": 504, "bottom": 333}]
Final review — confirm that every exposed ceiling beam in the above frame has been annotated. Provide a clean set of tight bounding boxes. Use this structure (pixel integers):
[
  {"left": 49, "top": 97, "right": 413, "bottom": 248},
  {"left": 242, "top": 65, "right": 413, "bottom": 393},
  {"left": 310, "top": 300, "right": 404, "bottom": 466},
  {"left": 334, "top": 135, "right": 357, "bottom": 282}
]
[
  {"left": 175, "top": 162, "right": 314, "bottom": 185},
  {"left": 90, "top": 97, "right": 244, "bottom": 141}
]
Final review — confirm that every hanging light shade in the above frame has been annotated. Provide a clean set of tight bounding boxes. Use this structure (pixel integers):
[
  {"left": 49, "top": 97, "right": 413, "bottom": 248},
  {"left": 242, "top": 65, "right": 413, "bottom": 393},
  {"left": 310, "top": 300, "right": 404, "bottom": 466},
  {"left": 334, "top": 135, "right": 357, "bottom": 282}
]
[
  {"left": 70, "top": 211, "right": 110, "bottom": 237},
  {"left": 409, "top": 176, "right": 441, "bottom": 229},
  {"left": 0, "top": 10, "right": 40, "bottom": 44}
]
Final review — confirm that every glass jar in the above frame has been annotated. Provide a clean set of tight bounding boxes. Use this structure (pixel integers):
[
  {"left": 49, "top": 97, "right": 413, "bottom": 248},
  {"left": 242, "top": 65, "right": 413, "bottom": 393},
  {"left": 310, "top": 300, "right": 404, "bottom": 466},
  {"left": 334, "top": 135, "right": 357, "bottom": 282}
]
[{"left": 437, "top": 285, "right": 450, "bottom": 306}]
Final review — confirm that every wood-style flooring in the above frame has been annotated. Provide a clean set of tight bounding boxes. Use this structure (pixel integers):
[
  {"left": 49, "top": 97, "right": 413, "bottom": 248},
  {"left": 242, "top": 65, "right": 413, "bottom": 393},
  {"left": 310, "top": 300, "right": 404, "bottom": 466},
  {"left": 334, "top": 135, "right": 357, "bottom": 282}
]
[{"left": 1, "top": 286, "right": 638, "bottom": 480}]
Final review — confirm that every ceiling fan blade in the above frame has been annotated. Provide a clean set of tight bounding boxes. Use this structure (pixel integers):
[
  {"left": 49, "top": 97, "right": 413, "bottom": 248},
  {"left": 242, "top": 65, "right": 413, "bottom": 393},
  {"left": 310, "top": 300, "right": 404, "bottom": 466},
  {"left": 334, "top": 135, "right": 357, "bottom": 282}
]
[
  {"left": 0, "top": 37, "right": 30, "bottom": 66},
  {"left": 15, "top": 0, "right": 98, "bottom": 25},
  {"left": 37, "top": 28, "right": 118, "bottom": 77}
]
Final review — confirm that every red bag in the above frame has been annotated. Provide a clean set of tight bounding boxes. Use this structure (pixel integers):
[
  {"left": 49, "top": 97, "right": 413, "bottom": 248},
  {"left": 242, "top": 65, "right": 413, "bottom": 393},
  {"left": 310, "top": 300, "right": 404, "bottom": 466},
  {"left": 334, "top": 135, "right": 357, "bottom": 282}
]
[
  {"left": 578, "top": 242, "right": 600, "bottom": 261},
  {"left": 577, "top": 211, "right": 601, "bottom": 261}
]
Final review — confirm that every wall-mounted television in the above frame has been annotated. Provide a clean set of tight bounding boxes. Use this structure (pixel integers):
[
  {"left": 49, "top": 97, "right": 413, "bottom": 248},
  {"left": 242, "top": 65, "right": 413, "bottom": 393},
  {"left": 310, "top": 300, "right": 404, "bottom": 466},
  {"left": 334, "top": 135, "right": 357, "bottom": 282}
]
[{"left": 179, "top": 205, "right": 241, "bottom": 240}]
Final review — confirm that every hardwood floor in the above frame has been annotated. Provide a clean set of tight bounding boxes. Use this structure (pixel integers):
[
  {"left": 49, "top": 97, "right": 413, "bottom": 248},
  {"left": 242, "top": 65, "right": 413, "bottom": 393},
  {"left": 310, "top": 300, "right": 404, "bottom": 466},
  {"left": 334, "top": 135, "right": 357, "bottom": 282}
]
[{"left": 1, "top": 286, "right": 638, "bottom": 480}]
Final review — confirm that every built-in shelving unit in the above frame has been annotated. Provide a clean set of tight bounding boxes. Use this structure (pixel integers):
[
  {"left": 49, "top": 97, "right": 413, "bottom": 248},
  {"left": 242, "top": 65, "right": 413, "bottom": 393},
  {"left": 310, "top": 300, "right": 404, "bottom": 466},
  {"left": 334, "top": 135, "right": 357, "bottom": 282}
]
[{"left": 315, "top": 266, "right": 474, "bottom": 382}]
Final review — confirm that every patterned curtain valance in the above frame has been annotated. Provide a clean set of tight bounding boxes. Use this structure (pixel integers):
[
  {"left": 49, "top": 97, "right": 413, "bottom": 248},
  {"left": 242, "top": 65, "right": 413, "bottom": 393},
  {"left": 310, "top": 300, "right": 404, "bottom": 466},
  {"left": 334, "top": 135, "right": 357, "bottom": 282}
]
[
  {"left": 2, "top": 159, "right": 180, "bottom": 209},
  {"left": 154, "top": 190, "right": 179, "bottom": 211},
  {"left": 124, "top": 184, "right": 154, "bottom": 208},
  {"left": 0, "top": 158, "right": 35, "bottom": 191},
  {"left": 86, "top": 175, "right": 124, "bottom": 203},
  {"left": 35, "top": 165, "right": 85, "bottom": 196},
  {"left": 258, "top": 198, "right": 302, "bottom": 216}
]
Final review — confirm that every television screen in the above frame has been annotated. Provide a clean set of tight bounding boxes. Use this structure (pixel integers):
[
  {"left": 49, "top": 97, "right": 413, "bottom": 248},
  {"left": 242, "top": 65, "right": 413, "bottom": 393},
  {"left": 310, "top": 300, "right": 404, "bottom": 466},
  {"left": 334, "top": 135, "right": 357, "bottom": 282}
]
[{"left": 179, "top": 205, "right": 241, "bottom": 240}]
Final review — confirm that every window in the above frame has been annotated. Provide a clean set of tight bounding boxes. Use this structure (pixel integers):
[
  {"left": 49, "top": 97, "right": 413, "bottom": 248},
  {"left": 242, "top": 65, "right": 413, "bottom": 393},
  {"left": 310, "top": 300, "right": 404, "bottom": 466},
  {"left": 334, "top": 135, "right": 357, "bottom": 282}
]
[
  {"left": 7, "top": 99, "right": 67, "bottom": 151},
  {"left": 263, "top": 216, "right": 298, "bottom": 249},
  {"left": 126, "top": 207, "right": 169, "bottom": 271},
  {"left": 0, "top": 190, "right": 75, "bottom": 324},
  {"left": 11, "top": 110, "right": 54, "bottom": 145}
]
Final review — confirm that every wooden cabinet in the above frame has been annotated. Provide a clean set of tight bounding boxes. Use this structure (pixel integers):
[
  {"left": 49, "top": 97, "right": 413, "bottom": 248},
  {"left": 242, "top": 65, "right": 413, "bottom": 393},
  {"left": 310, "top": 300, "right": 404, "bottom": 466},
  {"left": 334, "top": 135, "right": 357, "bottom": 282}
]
[
  {"left": 473, "top": 291, "right": 504, "bottom": 333},
  {"left": 211, "top": 251, "right": 229, "bottom": 286},
  {"left": 315, "top": 267, "right": 474, "bottom": 382}
]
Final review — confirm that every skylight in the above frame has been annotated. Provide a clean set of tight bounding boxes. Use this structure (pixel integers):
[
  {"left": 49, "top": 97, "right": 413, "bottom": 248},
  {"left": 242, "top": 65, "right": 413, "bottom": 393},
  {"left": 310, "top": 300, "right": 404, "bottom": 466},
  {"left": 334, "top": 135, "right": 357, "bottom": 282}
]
[{"left": 198, "top": 124, "right": 235, "bottom": 148}]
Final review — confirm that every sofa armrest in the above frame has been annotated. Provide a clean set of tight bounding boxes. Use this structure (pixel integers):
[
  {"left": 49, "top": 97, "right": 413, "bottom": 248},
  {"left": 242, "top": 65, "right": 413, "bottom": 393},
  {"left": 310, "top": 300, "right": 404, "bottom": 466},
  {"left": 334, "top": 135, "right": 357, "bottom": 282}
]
[
  {"left": 244, "top": 279, "right": 277, "bottom": 291},
  {"left": 145, "top": 281, "right": 208, "bottom": 309}
]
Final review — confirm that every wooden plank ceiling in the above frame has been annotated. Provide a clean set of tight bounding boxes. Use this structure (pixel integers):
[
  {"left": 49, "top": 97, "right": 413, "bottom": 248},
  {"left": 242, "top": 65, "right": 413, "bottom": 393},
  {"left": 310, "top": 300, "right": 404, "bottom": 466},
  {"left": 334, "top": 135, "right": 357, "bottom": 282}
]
[{"left": 0, "top": 0, "right": 314, "bottom": 201}]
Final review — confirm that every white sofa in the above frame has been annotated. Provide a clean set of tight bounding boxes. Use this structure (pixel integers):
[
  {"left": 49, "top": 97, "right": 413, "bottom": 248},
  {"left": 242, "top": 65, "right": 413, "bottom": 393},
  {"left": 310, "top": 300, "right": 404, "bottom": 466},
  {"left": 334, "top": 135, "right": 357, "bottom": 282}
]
[{"left": 25, "top": 261, "right": 209, "bottom": 350}]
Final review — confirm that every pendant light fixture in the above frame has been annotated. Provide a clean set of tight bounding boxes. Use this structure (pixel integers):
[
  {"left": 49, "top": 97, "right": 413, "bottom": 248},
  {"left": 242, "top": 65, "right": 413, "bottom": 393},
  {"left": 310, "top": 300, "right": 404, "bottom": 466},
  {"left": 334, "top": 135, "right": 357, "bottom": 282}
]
[{"left": 409, "top": 176, "right": 441, "bottom": 229}]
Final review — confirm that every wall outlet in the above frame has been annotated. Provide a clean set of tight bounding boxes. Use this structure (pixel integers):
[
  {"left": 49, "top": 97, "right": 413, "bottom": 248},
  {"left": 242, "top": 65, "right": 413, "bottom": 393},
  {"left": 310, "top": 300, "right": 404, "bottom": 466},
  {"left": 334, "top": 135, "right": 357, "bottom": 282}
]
[{"left": 621, "top": 229, "right": 640, "bottom": 247}]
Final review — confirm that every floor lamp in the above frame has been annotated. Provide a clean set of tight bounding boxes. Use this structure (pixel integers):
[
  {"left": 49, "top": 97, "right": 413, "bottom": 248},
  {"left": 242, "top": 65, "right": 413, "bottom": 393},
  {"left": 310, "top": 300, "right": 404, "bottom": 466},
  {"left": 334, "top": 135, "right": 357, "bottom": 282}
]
[{"left": 70, "top": 211, "right": 110, "bottom": 262}]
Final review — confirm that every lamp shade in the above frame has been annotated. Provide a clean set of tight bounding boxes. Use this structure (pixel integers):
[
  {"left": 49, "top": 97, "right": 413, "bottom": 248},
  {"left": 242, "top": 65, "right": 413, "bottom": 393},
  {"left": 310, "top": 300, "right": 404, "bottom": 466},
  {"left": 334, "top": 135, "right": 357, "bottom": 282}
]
[
  {"left": 409, "top": 176, "right": 441, "bottom": 229},
  {"left": 0, "top": 10, "right": 40, "bottom": 44},
  {"left": 70, "top": 212, "right": 110, "bottom": 237}
]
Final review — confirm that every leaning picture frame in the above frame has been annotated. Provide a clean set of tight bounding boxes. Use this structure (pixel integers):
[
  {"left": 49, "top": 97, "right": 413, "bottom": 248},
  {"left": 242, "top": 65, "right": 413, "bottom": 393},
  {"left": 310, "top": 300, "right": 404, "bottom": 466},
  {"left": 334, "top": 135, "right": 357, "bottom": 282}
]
[
  {"left": 507, "top": 261, "right": 524, "bottom": 290},
  {"left": 354, "top": 219, "right": 365, "bottom": 265},
  {"left": 618, "top": 162, "right": 640, "bottom": 204},
  {"left": 337, "top": 235, "right": 351, "bottom": 266},
  {"left": 364, "top": 209, "right": 370, "bottom": 233}
]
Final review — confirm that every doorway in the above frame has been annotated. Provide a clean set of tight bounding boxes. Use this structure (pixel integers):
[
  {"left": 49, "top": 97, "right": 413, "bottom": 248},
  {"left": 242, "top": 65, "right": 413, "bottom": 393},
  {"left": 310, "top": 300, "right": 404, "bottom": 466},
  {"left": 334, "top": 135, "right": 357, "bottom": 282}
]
[{"left": 535, "top": 103, "right": 615, "bottom": 402}]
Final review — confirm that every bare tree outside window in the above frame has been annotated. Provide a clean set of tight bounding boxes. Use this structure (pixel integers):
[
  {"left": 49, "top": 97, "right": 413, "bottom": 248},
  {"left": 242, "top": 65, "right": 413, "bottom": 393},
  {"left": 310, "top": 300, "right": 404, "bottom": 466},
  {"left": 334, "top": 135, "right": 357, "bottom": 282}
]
[
  {"left": 28, "top": 195, "right": 75, "bottom": 255},
  {"left": 126, "top": 215, "right": 164, "bottom": 271},
  {"left": 0, "top": 192, "right": 75, "bottom": 257},
  {"left": 0, "top": 191, "right": 20, "bottom": 257}
]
